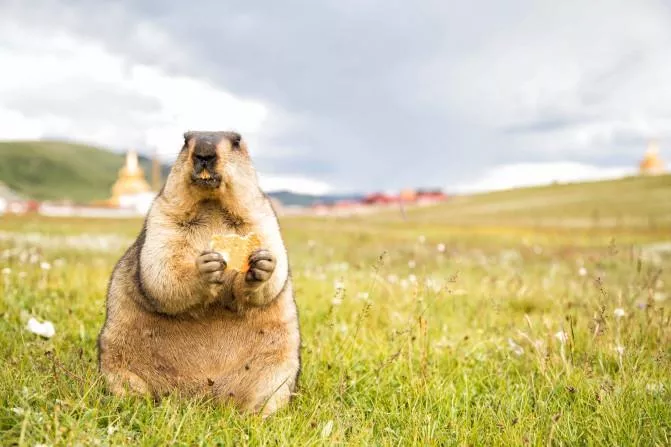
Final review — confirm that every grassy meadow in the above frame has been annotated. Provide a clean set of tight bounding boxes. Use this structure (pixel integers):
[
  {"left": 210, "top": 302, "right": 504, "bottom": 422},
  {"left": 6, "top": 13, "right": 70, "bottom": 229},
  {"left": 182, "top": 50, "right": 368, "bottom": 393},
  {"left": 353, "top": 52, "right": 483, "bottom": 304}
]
[{"left": 1, "top": 179, "right": 671, "bottom": 445}]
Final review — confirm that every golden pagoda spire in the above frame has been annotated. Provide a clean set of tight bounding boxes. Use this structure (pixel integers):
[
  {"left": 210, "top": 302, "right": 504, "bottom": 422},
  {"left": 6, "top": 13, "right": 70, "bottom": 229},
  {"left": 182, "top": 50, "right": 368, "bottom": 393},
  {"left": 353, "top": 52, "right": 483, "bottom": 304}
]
[
  {"left": 639, "top": 140, "right": 667, "bottom": 176},
  {"left": 107, "top": 148, "right": 152, "bottom": 206}
]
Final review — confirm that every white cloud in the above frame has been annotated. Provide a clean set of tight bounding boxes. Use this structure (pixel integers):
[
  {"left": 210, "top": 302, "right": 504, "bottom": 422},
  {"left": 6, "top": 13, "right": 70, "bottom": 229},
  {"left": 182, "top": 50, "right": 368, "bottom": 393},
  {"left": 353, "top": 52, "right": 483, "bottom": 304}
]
[
  {"left": 0, "top": 21, "right": 268, "bottom": 159},
  {"left": 257, "top": 174, "right": 332, "bottom": 195},
  {"left": 452, "top": 162, "right": 636, "bottom": 194},
  {"left": 0, "top": 14, "right": 333, "bottom": 194},
  {"left": 421, "top": 1, "right": 671, "bottom": 157}
]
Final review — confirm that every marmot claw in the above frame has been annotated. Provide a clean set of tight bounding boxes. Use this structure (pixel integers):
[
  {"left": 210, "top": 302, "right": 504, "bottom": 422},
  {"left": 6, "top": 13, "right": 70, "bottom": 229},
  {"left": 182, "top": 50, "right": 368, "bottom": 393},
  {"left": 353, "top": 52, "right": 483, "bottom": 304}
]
[
  {"left": 196, "top": 250, "right": 227, "bottom": 283},
  {"left": 245, "top": 249, "right": 276, "bottom": 283}
]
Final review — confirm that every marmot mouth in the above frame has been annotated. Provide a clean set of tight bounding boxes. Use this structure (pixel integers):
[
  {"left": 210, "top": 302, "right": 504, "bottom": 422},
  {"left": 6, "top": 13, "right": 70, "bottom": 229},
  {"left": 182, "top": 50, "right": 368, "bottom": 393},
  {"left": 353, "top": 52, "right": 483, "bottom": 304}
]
[{"left": 191, "top": 173, "right": 222, "bottom": 189}]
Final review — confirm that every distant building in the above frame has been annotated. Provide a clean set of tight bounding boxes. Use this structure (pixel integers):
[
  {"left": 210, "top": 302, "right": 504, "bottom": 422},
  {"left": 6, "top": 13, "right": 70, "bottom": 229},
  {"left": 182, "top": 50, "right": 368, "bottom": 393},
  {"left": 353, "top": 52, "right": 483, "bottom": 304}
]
[
  {"left": 363, "top": 193, "right": 398, "bottom": 205},
  {"left": 639, "top": 140, "right": 667, "bottom": 176},
  {"left": 103, "top": 149, "right": 156, "bottom": 214}
]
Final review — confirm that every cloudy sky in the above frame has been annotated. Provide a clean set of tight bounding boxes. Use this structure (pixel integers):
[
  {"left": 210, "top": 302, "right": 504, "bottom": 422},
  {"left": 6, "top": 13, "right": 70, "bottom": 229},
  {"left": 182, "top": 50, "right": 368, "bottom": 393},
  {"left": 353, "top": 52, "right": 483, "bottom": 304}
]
[{"left": 1, "top": 0, "right": 670, "bottom": 194}]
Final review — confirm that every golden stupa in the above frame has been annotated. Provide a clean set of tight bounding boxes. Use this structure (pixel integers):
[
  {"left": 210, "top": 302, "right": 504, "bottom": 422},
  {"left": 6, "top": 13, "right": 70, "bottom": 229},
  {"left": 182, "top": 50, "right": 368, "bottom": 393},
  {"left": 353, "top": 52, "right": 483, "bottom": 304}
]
[
  {"left": 639, "top": 140, "right": 667, "bottom": 176},
  {"left": 107, "top": 149, "right": 152, "bottom": 206}
]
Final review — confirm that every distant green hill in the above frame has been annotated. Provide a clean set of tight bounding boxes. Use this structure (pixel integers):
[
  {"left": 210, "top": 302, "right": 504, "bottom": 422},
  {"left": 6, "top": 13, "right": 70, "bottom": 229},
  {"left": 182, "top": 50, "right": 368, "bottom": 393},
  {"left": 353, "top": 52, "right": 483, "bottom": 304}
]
[
  {"left": 0, "top": 141, "right": 169, "bottom": 203},
  {"left": 398, "top": 174, "right": 671, "bottom": 229}
]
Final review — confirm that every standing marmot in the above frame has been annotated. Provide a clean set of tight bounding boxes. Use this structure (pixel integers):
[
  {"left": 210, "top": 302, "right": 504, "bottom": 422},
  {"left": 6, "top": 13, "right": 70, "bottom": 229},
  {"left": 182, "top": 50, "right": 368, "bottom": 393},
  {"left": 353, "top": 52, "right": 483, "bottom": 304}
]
[{"left": 97, "top": 131, "right": 301, "bottom": 417}]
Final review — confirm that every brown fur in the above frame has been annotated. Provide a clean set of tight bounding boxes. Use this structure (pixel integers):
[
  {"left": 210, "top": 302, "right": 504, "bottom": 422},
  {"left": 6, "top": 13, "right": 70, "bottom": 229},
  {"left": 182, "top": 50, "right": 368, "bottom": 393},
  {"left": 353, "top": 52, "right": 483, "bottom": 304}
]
[{"left": 97, "top": 131, "right": 301, "bottom": 417}]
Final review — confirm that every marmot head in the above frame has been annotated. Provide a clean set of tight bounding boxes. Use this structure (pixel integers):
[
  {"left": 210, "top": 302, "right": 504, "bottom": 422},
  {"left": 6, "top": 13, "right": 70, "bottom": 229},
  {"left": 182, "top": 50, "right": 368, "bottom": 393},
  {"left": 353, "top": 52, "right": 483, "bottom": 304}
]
[{"left": 178, "top": 130, "right": 256, "bottom": 193}]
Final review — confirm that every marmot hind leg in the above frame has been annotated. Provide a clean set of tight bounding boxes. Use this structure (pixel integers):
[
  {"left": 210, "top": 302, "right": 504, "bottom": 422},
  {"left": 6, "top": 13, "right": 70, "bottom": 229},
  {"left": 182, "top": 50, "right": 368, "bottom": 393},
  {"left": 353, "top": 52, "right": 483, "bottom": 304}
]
[{"left": 99, "top": 349, "right": 151, "bottom": 397}]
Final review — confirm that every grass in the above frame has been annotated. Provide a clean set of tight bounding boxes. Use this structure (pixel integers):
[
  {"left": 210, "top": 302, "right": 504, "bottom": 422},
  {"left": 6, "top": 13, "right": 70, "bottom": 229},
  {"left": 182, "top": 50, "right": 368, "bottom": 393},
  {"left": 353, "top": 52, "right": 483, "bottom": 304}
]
[
  {"left": 395, "top": 174, "right": 671, "bottom": 230},
  {"left": 0, "top": 209, "right": 670, "bottom": 445}
]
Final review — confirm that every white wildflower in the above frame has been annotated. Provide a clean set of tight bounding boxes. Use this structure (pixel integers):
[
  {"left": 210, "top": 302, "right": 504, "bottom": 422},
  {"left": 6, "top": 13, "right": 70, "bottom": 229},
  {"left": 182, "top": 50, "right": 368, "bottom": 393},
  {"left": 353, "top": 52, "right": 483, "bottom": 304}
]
[
  {"left": 18, "top": 271, "right": 27, "bottom": 279},
  {"left": 436, "top": 243, "right": 446, "bottom": 253},
  {"left": 653, "top": 292, "right": 667, "bottom": 302},
  {"left": 356, "top": 292, "right": 370, "bottom": 301},
  {"left": 400, "top": 279, "right": 409, "bottom": 289},
  {"left": 321, "top": 420, "right": 334, "bottom": 439},
  {"left": 40, "top": 262, "right": 51, "bottom": 271},
  {"left": 507, "top": 338, "right": 524, "bottom": 356},
  {"left": 646, "top": 383, "right": 665, "bottom": 394},
  {"left": 386, "top": 274, "right": 398, "bottom": 284},
  {"left": 578, "top": 267, "right": 587, "bottom": 277},
  {"left": 613, "top": 308, "right": 626, "bottom": 319},
  {"left": 1, "top": 267, "right": 10, "bottom": 275},
  {"left": 333, "top": 279, "right": 345, "bottom": 290},
  {"left": 331, "top": 297, "right": 343, "bottom": 306},
  {"left": 408, "top": 274, "right": 417, "bottom": 284},
  {"left": 26, "top": 317, "right": 55, "bottom": 338},
  {"left": 614, "top": 345, "right": 625, "bottom": 356},
  {"left": 418, "top": 235, "right": 426, "bottom": 244},
  {"left": 554, "top": 331, "right": 568, "bottom": 344},
  {"left": 408, "top": 260, "right": 416, "bottom": 269}
]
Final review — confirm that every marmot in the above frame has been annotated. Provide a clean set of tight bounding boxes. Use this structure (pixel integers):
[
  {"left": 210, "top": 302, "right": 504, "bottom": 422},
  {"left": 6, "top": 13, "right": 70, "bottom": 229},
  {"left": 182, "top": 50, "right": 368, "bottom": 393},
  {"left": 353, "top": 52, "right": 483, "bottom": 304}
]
[{"left": 97, "top": 131, "right": 301, "bottom": 417}]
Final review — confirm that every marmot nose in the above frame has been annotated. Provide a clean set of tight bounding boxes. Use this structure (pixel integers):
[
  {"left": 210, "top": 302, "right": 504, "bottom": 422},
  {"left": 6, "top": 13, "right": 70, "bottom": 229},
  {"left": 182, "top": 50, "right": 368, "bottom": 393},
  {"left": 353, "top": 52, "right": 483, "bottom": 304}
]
[{"left": 193, "top": 140, "right": 217, "bottom": 163}]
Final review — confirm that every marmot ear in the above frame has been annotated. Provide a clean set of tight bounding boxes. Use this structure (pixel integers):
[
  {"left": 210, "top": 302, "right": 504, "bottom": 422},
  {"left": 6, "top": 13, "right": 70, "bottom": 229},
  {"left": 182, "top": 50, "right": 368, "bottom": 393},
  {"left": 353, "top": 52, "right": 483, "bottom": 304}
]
[
  {"left": 183, "top": 131, "right": 194, "bottom": 144},
  {"left": 230, "top": 132, "right": 242, "bottom": 150}
]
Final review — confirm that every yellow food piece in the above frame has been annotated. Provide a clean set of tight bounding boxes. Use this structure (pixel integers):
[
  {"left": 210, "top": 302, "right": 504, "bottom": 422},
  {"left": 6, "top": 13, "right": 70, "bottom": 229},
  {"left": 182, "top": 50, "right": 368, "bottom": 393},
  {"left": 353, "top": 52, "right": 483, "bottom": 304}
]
[{"left": 209, "top": 232, "right": 261, "bottom": 272}]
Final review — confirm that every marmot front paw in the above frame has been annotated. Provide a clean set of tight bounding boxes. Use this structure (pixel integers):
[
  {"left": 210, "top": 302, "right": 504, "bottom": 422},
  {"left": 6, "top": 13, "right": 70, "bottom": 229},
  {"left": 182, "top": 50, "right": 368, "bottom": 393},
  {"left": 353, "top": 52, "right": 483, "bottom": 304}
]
[
  {"left": 245, "top": 249, "right": 276, "bottom": 283},
  {"left": 196, "top": 250, "right": 227, "bottom": 283}
]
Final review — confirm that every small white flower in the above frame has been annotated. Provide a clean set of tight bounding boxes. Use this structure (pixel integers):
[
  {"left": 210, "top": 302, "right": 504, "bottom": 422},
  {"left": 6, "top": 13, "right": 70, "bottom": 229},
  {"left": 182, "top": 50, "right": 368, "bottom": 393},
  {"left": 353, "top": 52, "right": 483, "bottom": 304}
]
[
  {"left": 386, "top": 274, "right": 398, "bottom": 284},
  {"left": 26, "top": 317, "right": 55, "bottom": 338},
  {"left": 356, "top": 292, "right": 370, "bottom": 301},
  {"left": 1, "top": 267, "right": 10, "bottom": 275},
  {"left": 507, "top": 338, "right": 524, "bottom": 356},
  {"left": 40, "top": 262, "right": 51, "bottom": 271},
  {"left": 646, "top": 383, "right": 665, "bottom": 394},
  {"left": 333, "top": 279, "right": 345, "bottom": 290},
  {"left": 321, "top": 420, "right": 334, "bottom": 439},
  {"left": 554, "top": 331, "right": 568, "bottom": 344},
  {"left": 400, "top": 279, "right": 409, "bottom": 289},
  {"left": 18, "top": 271, "right": 27, "bottom": 279},
  {"left": 418, "top": 235, "right": 426, "bottom": 244},
  {"left": 408, "top": 274, "right": 417, "bottom": 284},
  {"left": 331, "top": 297, "right": 343, "bottom": 306},
  {"left": 614, "top": 308, "right": 626, "bottom": 319},
  {"left": 436, "top": 243, "right": 446, "bottom": 253},
  {"left": 653, "top": 292, "right": 667, "bottom": 302},
  {"left": 614, "top": 345, "right": 625, "bottom": 355},
  {"left": 408, "top": 260, "right": 416, "bottom": 269},
  {"left": 578, "top": 267, "right": 587, "bottom": 277}
]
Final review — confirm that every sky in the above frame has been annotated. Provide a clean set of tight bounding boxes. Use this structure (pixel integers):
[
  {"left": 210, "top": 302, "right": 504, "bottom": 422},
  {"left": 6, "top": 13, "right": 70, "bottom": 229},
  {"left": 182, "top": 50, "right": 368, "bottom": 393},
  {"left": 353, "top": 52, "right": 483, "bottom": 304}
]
[{"left": 1, "top": 0, "right": 670, "bottom": 194}]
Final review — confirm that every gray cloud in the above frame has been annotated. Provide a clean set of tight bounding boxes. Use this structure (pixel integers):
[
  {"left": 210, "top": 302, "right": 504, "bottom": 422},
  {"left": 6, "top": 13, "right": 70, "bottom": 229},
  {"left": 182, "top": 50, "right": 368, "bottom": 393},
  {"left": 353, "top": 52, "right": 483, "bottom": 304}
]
[{"left": 2, "top": 0, "right": 671, "bottom": 192}]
